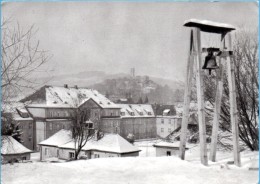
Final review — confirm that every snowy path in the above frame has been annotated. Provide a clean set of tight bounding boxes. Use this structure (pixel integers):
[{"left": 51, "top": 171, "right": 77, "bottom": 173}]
[{"left": 2, "top": 151, "right": 258, "bottom": 184}]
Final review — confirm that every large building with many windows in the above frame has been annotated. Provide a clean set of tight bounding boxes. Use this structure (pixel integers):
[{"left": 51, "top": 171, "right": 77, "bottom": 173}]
[{"left": 18, "top": 85, "right": 156, "bottom": 151}]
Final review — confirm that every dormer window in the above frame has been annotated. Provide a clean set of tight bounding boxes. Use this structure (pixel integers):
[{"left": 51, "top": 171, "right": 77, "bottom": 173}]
[
  {"left": 130, "top": 112, "right": 135, "bottom": 116},
  {"left": 120, "top": 112, "right": 125, "bottom": 116}
]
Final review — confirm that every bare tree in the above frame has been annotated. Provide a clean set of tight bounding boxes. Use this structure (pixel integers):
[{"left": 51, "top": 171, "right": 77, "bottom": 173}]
[
  {"left": 204, "top": 28, "right": 258, "bottom": 151},
  {"left": 70, "top": 108, "right": 96, "bottom": 160},
  {"left": 1, "top": 18, "right": 52, "bottom": 104}
]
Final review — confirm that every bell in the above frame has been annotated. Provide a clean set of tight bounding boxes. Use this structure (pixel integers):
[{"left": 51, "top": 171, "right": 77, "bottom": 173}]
[{"left": 202, "top": 50, "right": 219, "bottom": 75}]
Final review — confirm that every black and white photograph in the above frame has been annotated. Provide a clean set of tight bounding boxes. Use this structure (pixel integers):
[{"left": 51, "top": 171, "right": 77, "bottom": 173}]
[{"left": 1, "top": 1, "right": 259, "bottom": 184}]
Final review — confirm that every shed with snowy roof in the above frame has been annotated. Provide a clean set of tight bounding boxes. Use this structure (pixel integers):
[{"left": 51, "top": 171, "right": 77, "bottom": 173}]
[
  {"left": 1, "top": 136, "right": 33, "bottom": 163},
  {"left": 38, "top": 129, "right": 141, "bottom": 161},
  {"left": 153, "top": 141, "right": 191, "bottom": 157}
]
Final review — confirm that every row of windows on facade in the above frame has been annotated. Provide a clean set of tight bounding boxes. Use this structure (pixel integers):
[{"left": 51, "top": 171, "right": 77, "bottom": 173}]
[
  {"left": 19, "top": 123, "right": 33, "bottom": 130},
  {"left": 49, "top": 123, "right": 69, "bottom": 130},
  {"left": 161, "top": 128, "right": 173, "bottom": 133},
  {"left": 44, "top": 148, "right": 103, "bottom": 159},
  {"left": 160, "top": 118, "right": 178, "bottom": 124},
  {"left": 121, "top": 111, "right": 152, "bottom": 116},
  {"left": 49, "top": 110, "right": 117, "bottom": 118}
]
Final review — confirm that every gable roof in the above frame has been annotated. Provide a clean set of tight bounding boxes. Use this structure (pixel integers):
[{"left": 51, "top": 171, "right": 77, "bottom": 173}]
[
  {"left": 38, "top": 129, "right": 72, "bottom": 147},
  {"left": 118, "top": 104, "right": 155, "bottom": 118},
  {"left": 1, "top": 136, "right": 33, "bottom": 155},
  {"left": 22, "top": 86, "right": 119, "bottom": 109}
]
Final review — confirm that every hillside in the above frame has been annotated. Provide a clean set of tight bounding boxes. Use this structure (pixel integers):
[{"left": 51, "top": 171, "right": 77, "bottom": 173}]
[
  {"left": 19, "top": 71, "right": 184, "bottom": 104},
  {"left": 89, "top": 75, "right": 184, "bottom": 104}
]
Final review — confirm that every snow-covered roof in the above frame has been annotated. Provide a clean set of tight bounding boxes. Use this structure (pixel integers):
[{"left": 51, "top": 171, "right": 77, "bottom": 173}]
[
  {"left": 163, "top": 109, "right": 170, "bottom": 115},
  {"left": 153, "top": 141, "right": 191, "bottom": 149},
  {"left": 46, "top": 86, "right": 119, "bottom": 109},
  {"left": 39, "top": 130, "right": 140, "bottom": 154},
  {"left": 1, "top": 136, "right": 33, "bottom": 155},
  {"left": 25, "top": 86, "right": 119, "bottom": 109},
  {"left": 184, "top": 19, "right": 236, "bottom": 33},
  {"left": 118, "top": 104, "right": 155, "bottom": 118},
  {"left": 38, "top": 130, "right": 72, "bottom": 147},
  {"left": 59, "top": 134, "right": 140, "bottom": 154}
]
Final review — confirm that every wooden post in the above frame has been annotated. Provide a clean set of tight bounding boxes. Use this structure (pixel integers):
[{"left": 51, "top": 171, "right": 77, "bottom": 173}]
[
  {"left": 226, "top": 33, "right": 241, "bottom": 167},
  {"left": 179, "top": 30, "right": 194, "bottom": 160},
  {"left": 209, "top": 35, "right": 226, "bottom": 162},
  {"left": 193, "top": 28, "right": 208, "bottom": 166}
]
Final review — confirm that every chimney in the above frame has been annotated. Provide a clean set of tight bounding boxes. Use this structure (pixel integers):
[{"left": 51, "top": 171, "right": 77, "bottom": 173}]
[
  {"left": 74, "top": 85, "right": 78, "bottom": 89},
  {"left": 64, "top": 84, "right": 68, "bottom": 88}
]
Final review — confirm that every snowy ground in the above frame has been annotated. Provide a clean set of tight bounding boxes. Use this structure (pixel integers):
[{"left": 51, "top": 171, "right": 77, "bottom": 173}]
[{"left": 2, "top": 141, "right": 259, "bottom": 184}]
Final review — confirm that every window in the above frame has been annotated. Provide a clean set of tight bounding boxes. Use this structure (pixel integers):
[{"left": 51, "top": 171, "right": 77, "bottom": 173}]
[
  {"left": 69, "top": 152, "right": 75, "bottom": 159},
  {"left": 57, "top": 150, "right": 59, "bottom": 157},
  {"left": 50, "top": 111, "right": 53, "bottom": 117},
  {"left": 94, "top": 154, "right": 100, "bottom": 158},
  {"left": 161, "top": 119, "right": 164, "bottom": 124},
  {"left": 29, "top": 123, "right": 32, "bottom": 129},
  {"left": 166, "top": 151, "right": 171, "bottom": 156},
  {"left": 62, "top": 124, "right": 65, "bottom": 129},
  {"left": 169, "top": 119, "right": 171, "bottom": 124},
  {"left": 50, "top": 123, "right": 53, "bottom": 130},
  {"left": 110, "top": 112, "right": 113, "bottom": 116},
  {"left": 22, "top": 156, "right": 27, "bottom": 160},
  {"left": 57, "top": 124, "right": 60, "bottom": 129},
  {"left": 168, "top": 128, "right": 171, "bottom": 133},
  {"left": 45, "top": 148, "right": 49, "bottom": 155},
  {"left": 161, "top": 128, "right": 164, "bottom": 133},
  {"left": 28, "top": 136, "right": 32, "bottom": 142}
]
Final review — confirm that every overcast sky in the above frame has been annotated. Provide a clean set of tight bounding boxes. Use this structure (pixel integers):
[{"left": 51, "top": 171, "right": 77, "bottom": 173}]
[{"left": 2, "top": 2, "right": 258, "bottom": 81}]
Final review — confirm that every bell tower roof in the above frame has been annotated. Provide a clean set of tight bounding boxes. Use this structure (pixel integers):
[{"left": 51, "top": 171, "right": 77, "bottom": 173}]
[{"left": 184, "top": 19, "right": 235, "bottom": 34}]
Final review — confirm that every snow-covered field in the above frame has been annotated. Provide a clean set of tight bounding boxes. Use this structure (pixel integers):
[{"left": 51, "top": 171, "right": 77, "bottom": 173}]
[{"left": 2, "top": 142, "right": 259, "bottom": 184}]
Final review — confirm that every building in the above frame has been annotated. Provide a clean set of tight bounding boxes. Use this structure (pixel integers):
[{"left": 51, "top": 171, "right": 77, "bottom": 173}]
[
  {"left": 19, "top": 85, "right": 156, "bottom": 151},
  {"left": 1, "top": 136, "right": 33, "bottom": 163},
  {"left": 38, "top": 129, "right": 140, "bottom": 161},
  {"left": 13, "top": 109, "right": 34, "bottom": 150},
  {"left": 21, "top": 85, "right": 121, "bottom": 151},
  {"left": 156, "top": 114, "right": 182, "bottom": 138},
  {"left": 153, "top": 141, "right": 190, "bottom": 157},
  {"left": 117, "top": 104, "right": 156, "bottom": 140}
]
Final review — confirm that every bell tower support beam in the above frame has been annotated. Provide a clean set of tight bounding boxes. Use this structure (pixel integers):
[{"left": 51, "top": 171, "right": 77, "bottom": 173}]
[{"left": 194, "top": 28, "right": 208, "bottom": 166}]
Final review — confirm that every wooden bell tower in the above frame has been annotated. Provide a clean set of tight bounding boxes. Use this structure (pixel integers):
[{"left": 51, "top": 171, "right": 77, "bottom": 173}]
[{"left": 179, "top": 19, "right": 241, "bottom": 167}]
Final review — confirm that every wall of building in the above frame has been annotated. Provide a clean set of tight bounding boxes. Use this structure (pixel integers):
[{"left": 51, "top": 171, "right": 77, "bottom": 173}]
[
  {"left": 35, "top": 121, "right": 45, "bottom": 150},
  {"left": 40, "top": 145, "right": 59, "bottom": 161},
  {"left": 120, "top": 117, "right": 156, "bottom": 140},
  {"left": 90, "top": 150, "right": 120, "bottom": 158},
  {"left": 58, "top": 148, "right": 86, "bottom": 160},
  {"left": 155, "top": 147, "right": 179, "bottom": 157},
  {"left": 45, "top": 120, "right": 72, "bottom": 139},
  {"left": 2, "top": 153, "right": 31, "bottom": 163},
  {"left": 100, "top": 118, "right": 121, "bottom": 134},
  {"left": 156, "top": 117, "right": 182, "bottom": 138},
  {"left": 101, "top": 109, "right": 120, "bottom": 117},
  {"left": 121, "top": 152, "right": 139, "bottom": 157},
  {"left": 16, "top": 119, "right": 34, "bottom": 150}
]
